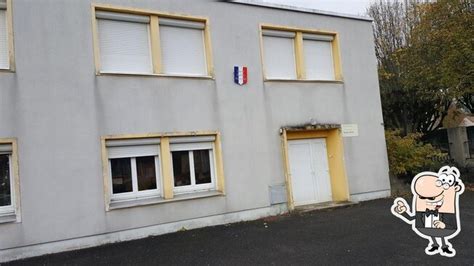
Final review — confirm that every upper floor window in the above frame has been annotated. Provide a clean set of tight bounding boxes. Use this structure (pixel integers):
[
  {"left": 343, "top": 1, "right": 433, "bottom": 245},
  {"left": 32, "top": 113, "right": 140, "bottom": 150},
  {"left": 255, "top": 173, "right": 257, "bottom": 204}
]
[
  {"left": 262, "top": 30, "right": 297, "bottom": 79},
  {"left": 97, "top": 12, "right": 153, "bottom": 74},
  {"left": 159, "top": 18, "right": 207, "bottom": 76},
  {"left": 93, "top": 5, "right": 213, "bottom": 77},
  {"left": 261, "top": 25, "right": 342, "bottom": 81},
  {"left": 0, "top": 0, "right": 13, "bottom": 71}
]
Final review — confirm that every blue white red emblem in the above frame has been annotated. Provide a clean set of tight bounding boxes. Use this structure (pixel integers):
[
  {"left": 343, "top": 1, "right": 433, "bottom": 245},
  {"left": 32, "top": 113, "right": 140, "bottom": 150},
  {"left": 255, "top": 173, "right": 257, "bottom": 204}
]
[{"left": 234, "top": 66, "right": 248, "bottom": 85}]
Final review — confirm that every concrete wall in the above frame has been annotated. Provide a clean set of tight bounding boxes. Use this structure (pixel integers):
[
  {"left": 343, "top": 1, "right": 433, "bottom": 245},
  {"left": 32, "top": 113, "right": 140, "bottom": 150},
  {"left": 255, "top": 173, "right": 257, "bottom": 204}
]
[
  {"left": 0, "top": 0, "right": 390, "bottom": 253},
  {"left": 447, "top": 127, "right": 472, "bottom": 167}
]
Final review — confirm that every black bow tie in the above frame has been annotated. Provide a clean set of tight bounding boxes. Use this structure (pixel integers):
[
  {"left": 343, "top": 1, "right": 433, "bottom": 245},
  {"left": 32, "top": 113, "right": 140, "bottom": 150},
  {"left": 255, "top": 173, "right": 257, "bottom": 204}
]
[{"left": 425, "top": 209, "right": 439, "bottom": 217}]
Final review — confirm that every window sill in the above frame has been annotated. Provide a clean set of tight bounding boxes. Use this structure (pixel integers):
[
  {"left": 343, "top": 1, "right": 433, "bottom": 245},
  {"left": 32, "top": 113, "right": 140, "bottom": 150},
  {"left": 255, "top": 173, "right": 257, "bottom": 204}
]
[
  {"left": 0, "top": 68, "right": 15, "bottom": 73},
  {"left": 97, "top": 71, "right": 214, "bottom": 80},
  {"left": 0, "top": 211, "right": 18, "bottom": 224},
  {"left": 108, "top": 190, "right": 224, "bottom": 210},
  {"left": 264, "top": 78, "right": 343, "bottom": 84}
]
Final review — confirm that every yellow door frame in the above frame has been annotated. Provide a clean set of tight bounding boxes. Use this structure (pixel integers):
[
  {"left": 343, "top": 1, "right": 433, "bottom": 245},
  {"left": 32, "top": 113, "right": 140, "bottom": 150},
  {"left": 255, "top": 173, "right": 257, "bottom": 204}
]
[{"left": 281, "top": 127, "right": 350, "bottom": 210}]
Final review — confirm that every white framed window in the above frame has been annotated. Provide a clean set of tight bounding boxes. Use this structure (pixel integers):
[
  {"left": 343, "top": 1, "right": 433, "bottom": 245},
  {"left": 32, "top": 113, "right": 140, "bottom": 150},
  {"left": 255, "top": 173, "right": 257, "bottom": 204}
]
[
  {"left": 0, "top": 143, "right": 14, "bottom": 216},
  {"left": 97, "top": 11, "right": 153, "bottom": 74},
  {"left": 262, "top": 30, "right": 297, "bottom": 79},
  {"left": 101, "top": 133, "right": 225, "bottom": 210},
  {"left": 0, "top": 0, "right": 10, "bottom": 70},
  {"left": 261, "top": 26, "right": 341, "bottom": 81},
  {"left": 107, "top": 139, "right": 162, "bottom": 202},
  {"left": 170, "top": 138, "right": 217, "bottom": 195},
  {"left": 159, "top": 18, "right": 207, "bottom": 76}
]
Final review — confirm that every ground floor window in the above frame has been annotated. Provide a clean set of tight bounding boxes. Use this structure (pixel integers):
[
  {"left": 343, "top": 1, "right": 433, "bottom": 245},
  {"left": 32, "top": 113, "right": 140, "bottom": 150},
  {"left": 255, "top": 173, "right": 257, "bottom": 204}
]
[
  {"left": 0, "top": 140, "right": 19, "bottom": 222},
  {"left": 102, "top": 133, "right": 225, "bottom": 210},
  {"left": 0, "top": 154, "right": 12, "bottom": 209},
  {"left": 107, "top": 140, "right": 161, "bottom": 202},
  {"left": 171, "top": 142, "right": 216, "bottom": 194}
]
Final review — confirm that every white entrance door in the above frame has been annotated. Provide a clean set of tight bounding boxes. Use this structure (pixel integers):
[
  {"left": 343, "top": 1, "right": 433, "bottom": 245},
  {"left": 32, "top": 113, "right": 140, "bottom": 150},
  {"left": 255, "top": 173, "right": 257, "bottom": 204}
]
[{"left": 288, "top": 138, "right": 332, "bottom": 206}]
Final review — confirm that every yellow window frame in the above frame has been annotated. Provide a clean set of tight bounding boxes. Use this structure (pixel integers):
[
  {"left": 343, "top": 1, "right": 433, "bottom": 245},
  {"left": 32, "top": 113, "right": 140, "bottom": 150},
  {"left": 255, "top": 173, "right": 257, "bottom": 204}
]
[
  {"left": 260, "top": 24, "right": 343, "bottom": 82},
  {"left": 0, "top": 138, "right": 21, "bottom": 222},
  {"left": 91, "top": 4, "right": 214, "bottom": 78},
  {"left": 100, "top": 131, "right": 226, "bottom": 211},
  {"left": 1, "top": 0, "right": 15, "bottom": 72}
]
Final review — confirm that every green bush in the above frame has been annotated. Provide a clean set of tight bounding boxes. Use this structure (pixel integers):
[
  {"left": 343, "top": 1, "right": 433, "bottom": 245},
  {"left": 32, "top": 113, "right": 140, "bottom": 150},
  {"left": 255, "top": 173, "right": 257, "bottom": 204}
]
[{"left": 385, "top": 130, "right": 448, "bottom": 181}]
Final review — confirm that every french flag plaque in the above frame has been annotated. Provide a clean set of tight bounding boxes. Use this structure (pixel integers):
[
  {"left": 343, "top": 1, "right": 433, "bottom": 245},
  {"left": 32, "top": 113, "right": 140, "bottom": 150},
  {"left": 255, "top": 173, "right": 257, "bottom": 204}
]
[{"left": 234, "top": 66, "right": 248, "bottom": 86}]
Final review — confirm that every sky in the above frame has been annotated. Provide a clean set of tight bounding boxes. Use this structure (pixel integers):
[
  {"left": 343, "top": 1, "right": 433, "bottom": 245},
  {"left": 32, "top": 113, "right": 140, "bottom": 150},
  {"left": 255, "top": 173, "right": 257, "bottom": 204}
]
[{"left": 262, "top": 0, "right": 378, "bottom": 16}]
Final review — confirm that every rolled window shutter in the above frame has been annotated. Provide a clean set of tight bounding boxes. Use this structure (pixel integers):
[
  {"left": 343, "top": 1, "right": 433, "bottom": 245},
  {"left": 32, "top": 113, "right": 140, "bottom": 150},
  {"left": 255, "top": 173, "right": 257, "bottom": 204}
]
[
  {"left": 302, "top": 33, "right": 334, "bottom": 42},
  {"left": 303, "top": 39, "right": 335, "bottom": 80},
  {"left": 262, "top": 35, "right": 296, "bottom": 79},
  {"left": 169, "top": 136, "right": 215, "bottom": 151},
  {"left": 169, "top": 136, "right": 216, "bottom": 144},
  {"left": 159, "top": 18, "right": 205, "bottom": 29},
  {"left": 96, "top": 11, "right": 150, "bottom": 24},
  {"left": 262, "top": 30, "right": 296, "bottom": 38},
  {"left": 98, "top": 19, "right": 152, "bottom": 74},
  {"left": 0, "top": 143, "right": 12, "bottom": 154},
  {"left": 0, "top": 9, "right": 8, "bottom": 69},
  {"left": 159, "top": 24, "right": 207, "bottom": 76},
  {"left": 170, "top": 142, "right": 213, "bottom": 151},
  {"left": 106, "top": 138, "right": 160, "bottom": 158},
  {"left": 106, "top": 138, "right": 161, "bottom": 147},
  {"left": 108, "top": 145, "right": 160, "bottom": 159}
]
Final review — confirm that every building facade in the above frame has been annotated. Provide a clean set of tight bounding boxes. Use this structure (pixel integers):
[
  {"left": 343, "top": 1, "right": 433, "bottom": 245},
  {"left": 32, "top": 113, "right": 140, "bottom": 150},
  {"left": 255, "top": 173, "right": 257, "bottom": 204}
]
[{"left": 0, "top": 0, "right": 390, "bottom": 261}]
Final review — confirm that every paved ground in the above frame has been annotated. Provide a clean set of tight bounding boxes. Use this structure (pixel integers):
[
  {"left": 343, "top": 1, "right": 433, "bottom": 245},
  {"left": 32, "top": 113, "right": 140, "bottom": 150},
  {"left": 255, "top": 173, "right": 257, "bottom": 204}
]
[{"left": 5, "top": 191, "right": 474, "bottom": 265}]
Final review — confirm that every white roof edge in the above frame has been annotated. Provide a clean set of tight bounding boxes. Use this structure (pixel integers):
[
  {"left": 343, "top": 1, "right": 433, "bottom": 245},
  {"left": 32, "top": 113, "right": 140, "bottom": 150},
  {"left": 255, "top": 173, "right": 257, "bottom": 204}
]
[{"left": 226, "top": 0, "right": 373, "bottom": 22}]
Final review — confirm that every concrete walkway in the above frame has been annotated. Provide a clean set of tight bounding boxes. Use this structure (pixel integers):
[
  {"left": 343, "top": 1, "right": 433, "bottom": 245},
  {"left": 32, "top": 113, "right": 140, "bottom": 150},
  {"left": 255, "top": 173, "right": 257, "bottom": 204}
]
[{"left": 6, "top": 191, "right": 474, "bottom": 265}]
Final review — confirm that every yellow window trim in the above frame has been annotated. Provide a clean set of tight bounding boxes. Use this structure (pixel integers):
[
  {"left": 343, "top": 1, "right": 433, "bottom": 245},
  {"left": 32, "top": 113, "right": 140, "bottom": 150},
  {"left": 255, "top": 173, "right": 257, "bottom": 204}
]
[
  {"left": 0, "top": 0, "right": 15, "bottom": 72},
  {"left": 100, "top": 131, "right": 226, "bottom": 211},
  {"left": 280, "top": 128, "right": 349, "bottom": 210},
  {"left": 91, "top": 3, "right": 214, "bottom": 78},
  {"left": 0, "top": 138, "right": 21, "bottom": 222},
  {"left": 93, "top": 72, "right": 214, "bottom": 80},
  {"left": 260, "top": 23, "right": 343, "bottom": 82}
]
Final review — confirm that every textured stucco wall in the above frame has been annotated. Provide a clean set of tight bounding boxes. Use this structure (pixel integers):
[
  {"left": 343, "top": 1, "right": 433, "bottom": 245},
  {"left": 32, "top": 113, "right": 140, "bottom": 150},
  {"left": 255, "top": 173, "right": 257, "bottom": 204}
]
[{"left": 0, "top": 0, "right": 390, "bottom": 250}]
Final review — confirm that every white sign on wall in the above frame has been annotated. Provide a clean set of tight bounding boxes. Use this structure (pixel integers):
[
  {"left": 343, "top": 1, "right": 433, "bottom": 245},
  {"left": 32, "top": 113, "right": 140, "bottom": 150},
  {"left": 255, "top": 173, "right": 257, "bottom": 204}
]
[{"left": 341, "top": 124, "right": 359, "bottom": 137}]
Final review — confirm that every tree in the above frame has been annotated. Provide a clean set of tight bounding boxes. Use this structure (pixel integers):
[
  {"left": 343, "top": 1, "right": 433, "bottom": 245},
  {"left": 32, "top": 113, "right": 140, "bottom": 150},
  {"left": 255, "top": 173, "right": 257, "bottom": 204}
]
[
  {"left": 368, "top": 0, "right": 425, "bottom": 135},
  {"left": 385, "top": 130, "right": 446, "bottom": 180},
  {"left": 368, "top": 0, "right": 473, "bottom": 134},
  {"left": 402, "top": 0, "right": 474, "bottom": 119}
]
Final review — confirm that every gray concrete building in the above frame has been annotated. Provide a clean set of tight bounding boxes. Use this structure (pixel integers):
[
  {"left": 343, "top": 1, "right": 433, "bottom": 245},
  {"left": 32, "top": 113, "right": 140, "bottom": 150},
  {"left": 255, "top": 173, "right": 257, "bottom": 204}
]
[{"left": 0, "top": 0, "right": 390, "bottom": 261}]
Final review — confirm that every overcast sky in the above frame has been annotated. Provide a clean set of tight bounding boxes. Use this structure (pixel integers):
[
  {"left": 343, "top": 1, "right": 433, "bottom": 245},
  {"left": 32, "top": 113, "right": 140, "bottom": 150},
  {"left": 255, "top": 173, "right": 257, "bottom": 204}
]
[{"left": 262, "top": 0, "right": 378, "bottom": 16}]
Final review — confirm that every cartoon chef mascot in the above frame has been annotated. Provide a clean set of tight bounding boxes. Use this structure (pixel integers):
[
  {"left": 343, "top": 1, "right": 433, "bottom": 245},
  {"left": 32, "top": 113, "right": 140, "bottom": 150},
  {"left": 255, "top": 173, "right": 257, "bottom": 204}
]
[{"left": 391, "top": 166, "right": 464, "bottom": 257}]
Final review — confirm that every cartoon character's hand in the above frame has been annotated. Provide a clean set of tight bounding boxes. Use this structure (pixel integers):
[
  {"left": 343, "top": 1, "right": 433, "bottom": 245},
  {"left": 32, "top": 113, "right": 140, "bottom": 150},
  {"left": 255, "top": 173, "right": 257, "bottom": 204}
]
[
  {"left": 393, "top": 199, "right": 407, "bottom": 214},
  {"left": 433, "top": 221, "right": 446, "bottom": 229}
]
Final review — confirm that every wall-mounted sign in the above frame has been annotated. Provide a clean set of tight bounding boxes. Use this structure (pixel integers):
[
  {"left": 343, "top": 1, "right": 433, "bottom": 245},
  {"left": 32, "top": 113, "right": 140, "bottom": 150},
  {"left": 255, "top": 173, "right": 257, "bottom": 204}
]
[
  {"left": 234, "top": 66, "right": 248, "bottom": 85},
  {"left": 341, "top": 124, "right": 359, "bottom": 137}
]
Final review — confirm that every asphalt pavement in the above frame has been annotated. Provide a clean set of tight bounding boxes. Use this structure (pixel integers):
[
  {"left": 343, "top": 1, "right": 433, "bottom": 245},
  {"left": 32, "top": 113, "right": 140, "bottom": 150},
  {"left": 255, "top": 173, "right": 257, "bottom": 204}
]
[{"left": 5, "top": 191, "right": 474, "bottom": 265}]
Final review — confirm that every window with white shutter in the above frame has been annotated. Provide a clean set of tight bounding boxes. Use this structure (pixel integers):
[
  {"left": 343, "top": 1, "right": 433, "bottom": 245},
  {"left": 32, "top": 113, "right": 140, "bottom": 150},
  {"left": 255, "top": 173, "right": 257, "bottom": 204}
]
[
  {"left": 97, "top": 12, "right": 153, "bottom": 74},
  {"left": 262, "top": 30, "right": 297, "bottom": 79},
  {"left": 0, "top": 0, "right": 10, "bottom": 70},
  {"left": 93, "top": 6, "right": 213, "bottom": 77},
  {"left": 159, "top": 19, "right": 207, "bottom": 76},
  {"left": 303, "top": 34, "right": 335, "bottom": 80},
  {"left": 261, "top": 25, "right": 341, "bottom": 81}
]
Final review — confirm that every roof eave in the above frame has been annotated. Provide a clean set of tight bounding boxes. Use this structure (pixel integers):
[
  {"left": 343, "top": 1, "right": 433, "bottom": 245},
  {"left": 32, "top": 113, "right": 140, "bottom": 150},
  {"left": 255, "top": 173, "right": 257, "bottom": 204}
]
[{"left": 225, "top": 0, "right": 373, "bottom": 22}]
